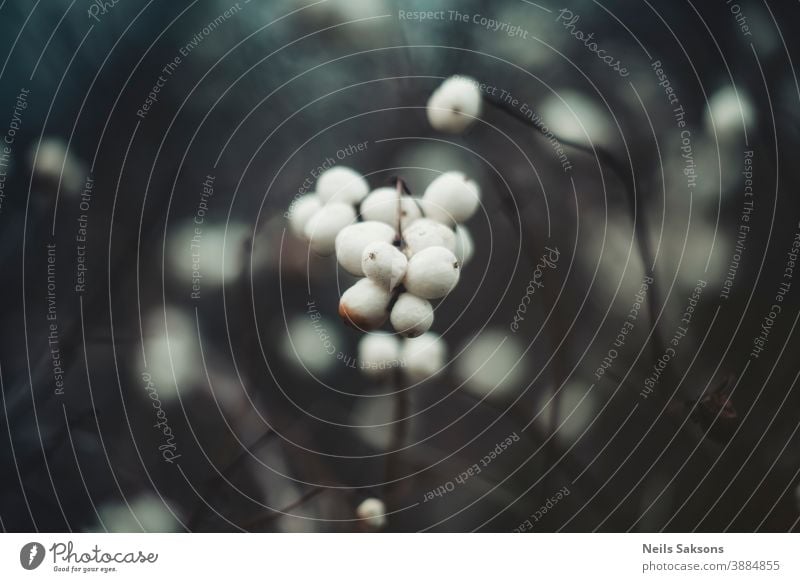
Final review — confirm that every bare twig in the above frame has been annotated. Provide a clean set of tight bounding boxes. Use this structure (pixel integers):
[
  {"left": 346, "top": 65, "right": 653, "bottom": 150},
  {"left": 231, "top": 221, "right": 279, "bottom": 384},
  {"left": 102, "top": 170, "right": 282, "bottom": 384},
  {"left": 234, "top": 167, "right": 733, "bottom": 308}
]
[
  {"left": 242, "top": 486, "right": 325, "bottom": 531},
  {"left": 483, "top": 92, "right": 664, "bottom": 361},
  {"left": 383, "top": 366, "right": 410, "bottom": 508}
]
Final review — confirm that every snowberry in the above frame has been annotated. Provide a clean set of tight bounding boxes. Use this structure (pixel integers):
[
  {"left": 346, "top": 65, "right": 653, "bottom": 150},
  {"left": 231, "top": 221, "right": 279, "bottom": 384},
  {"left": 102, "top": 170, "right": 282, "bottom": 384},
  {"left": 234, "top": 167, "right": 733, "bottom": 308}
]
[
  {"left": 361, "top": 241, "right": 408, "bottom": 291},
  {"left": 402, "top": 332, "right": 446, "bottom": 382},
  {"left": 360, "top": 187, "right": 422, "bottom": 229},
  {"left": 403, "top": 246, "right": 460, "bottom": 299},
  {"left": 316, "top": 166, "right": 369, "bottom": 205},
  {"left": 426, "top": 75, "right": 482, "bottom": 134},
  {"left": 338, "top": 278, "right": 391, "bottom": 330},
  {"left": 335, "top": 221, "right": 396, "bottom": 276},
  {"left": 356, "top": 497, "right": 387, "bottom": 530},
  {"left": 453, "top": 225, "right": 474, "bottom": 264},
  {"left": 288, "top": 194, "right": 322, "bottom": 237},
  {"left": 29, "top": 137, "right": 87, "bottom": 195},
  {"left": 304, "top": 202, "right": 357, "bottom": 255},
  {"left": 390, "top": 292, "right": 434, "bottom": 337},
  {"left": 357, "top": 332, "right": 400, "bottom": 378},
  {"left": 422, "top": 171, "right": 481, "bottom": 225},
  {"left": 403, "top": 218, "right": 456, "bottom": 256}
]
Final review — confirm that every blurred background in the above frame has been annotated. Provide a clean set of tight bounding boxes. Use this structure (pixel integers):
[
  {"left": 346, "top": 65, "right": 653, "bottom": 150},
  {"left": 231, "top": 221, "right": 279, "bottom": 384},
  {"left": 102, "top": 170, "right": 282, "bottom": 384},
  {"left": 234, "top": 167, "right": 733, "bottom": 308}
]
[{"left": 1, "top": 0, "right": 799, "bottom": 532}]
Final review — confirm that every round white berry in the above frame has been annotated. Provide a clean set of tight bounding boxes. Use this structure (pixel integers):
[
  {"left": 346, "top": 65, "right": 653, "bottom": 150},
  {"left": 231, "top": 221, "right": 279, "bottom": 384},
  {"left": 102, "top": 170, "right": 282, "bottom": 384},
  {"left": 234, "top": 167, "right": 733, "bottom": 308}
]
[
  {"left": 403, "top": 246, "right": 460, "bottom": 299},
  {"left": 316, "top": 166, "right": 369, "bottom": 205},
  {"left": 402, "top": 332, "right": 447, "bottom": 382},
  {"left": 360, "top": 187, "right": 422, "bottom": 229},
  {"left": 403, "top": 218, "right": 456, "bottom": 256},
  {"left": 338, "top": 278, "right": 390, "bottom": 331},
  {"left": 453, "top": 225, "right": 474, "bottom": 265},
  {"left": 422, "top": 171, "right": 481, "bottom": 225},
  {"left": 288, "top": 194, "right": 322, "bottom": 238},
  {"left": 361, "top": 241, "right": 408, "bottom": 291},
  {"left": 29, "top": 137, "right": 86, "bottom": 195},
  {"left": 304, "top": 203, "right": 357, "bottom": 256},
  {"left": 335, "top": 221, "right": 396, "bottom": 276},
  {"left": 390, "top": 293, "right": 434, "bottom": 338},
  {"left": 358, "top": 332, "right": 401, "bottom": 378},
  {"left": 356, "top": 497, "right": 387, "bottom": 530},
  {"left": 426, "top": 75, "right": 482, "bottom": 134}
]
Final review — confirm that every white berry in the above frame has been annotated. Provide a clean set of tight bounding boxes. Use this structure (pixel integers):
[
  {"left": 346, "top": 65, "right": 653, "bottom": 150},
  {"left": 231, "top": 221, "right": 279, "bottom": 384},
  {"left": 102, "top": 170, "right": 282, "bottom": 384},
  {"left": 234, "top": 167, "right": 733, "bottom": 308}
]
[
  {"left": 356, "top": 497, "right": 387, "bottom": 530},
  {"left": 360, "top": 187, "right": 422, "bottom": 229},
  {"left": 402, "top": 332, "right": 446, "bottom": 382},
  {"left": 403, "top": 218, "right": 456, "bottom": 256},
  {"left": 403, "top": 246, "right": 460, "bottom": 299},
  {"left": 426, "top": 75, "right": 482, "bottom": 134},
  {"left": 316, "top": 166, "right": 369, "bottom": 205},
  {"left": 454, "top": 225, "right": 474, "bottom": 264},
  {"left": 338, "top": 278, "right": 390, "bottom": 331},
  {"left": 358, "top": 332, "right": 400, "bottom": 378},
  {"left": 390, "top": 292, "right": 434, "bottom": 338},
  {"left": 422, "top": 171, "right": 481, "bottom": 225},
  {"left": 304, "top": 202, "right": 357, "bottom": 255},
  {"left": 335, "top": 221, "right": 396, "bottom": 276},
  {"left": 361, "top": 241, "right": 408, "bottom": 291},
  {"left": 288, "top": 194, "right": 322, "bottom": 237}
]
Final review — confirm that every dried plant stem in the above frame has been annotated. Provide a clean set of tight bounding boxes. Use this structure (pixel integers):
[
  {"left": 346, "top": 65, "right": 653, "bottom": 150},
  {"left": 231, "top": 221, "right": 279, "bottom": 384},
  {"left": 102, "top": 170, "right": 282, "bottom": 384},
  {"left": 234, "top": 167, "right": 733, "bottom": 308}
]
[
  {"left": 383, "top": 367, "right": 410, "bottom": 507},
  {"left": 187, "top": 428, "right": 276, "bottom": 530},
  {"left": 483, "top": 93, "right": 664, "bottom": 361},
  {"left": 242, "top": 486, "right": 325, "bottom": 531}
]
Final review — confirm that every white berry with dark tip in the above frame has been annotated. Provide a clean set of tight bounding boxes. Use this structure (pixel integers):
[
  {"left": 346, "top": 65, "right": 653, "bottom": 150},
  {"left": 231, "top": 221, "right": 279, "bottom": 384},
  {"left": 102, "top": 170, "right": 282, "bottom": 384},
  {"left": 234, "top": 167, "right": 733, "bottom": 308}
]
[
  {"left": 361, "top": 241, "right": 408, "bottom": 291},
  {"left": 335, "top": 221, "right": 396, "bottom": 276},
  {"left": 390, "top": 292, "right": 434, "bottom": 337},
  {"left": 426, "top": 76, "right": 482, "bottom": 134},
  {"left": 338, "top": 278, "right": 391, "bottom": 330}
]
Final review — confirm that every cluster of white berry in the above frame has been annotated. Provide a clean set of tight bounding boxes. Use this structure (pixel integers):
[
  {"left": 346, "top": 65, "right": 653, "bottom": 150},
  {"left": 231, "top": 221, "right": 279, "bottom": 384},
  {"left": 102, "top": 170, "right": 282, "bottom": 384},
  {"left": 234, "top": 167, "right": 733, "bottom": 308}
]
[{"left": 288, "top": 164, "right": 479, "bottom": 339}]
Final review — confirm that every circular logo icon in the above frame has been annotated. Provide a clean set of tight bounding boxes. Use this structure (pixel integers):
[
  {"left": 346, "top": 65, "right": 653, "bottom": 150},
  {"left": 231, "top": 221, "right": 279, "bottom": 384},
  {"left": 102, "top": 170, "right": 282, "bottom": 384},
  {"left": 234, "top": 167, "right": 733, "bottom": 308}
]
[{"left": 20, "top": 542, "right": 45, "bottom": 570}]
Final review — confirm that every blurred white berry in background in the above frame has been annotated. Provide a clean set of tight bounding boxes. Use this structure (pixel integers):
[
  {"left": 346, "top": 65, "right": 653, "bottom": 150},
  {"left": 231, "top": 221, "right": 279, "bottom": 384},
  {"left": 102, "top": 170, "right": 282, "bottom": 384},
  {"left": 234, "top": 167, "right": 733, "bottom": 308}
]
[
  {"left": 93, "top": 493, "right": 181, "bottom": 533},
  {"left": 533, "top": 381, "right": 599, "bottom": 444},
  {"left": 168, "top": 221, "right": 249, "bottom": 288},
  {"left": 304, "top": 201, "right": 357, "bottom": 256},
  {"left": 704, "top": 85, "right": 755, "bottom": 139},
  {"left": 360, "top": 186, "right": 422, "bottom": 229},
  {"left": 28, "top": 136, "right": 87, "bottom": 196},
  {"left": 316, "top": 165, "right": 370, "bottom": 205},
  {"left": 361, "top": 241, "right": 408, "bottom": 291},
  {"left": 403, "top": 246, "right": 460, "bottom": 300},
  {"left": 280, "top": 314, "right": 342, "bottom": 376},
  {"left": 456, "top": 330, "right": 529, "bottom": 401},
  {"left": 426, "top": 75, "right": 482, "bottom": 134},
  {"left": 358, "top": 332, "right": 401, "bottom": 378},
  {"left": 422, "top": 171, "right": 481, "bottom": 225},
  {"left": 402, "top": 332, "right": 447, "bottom": 383},
  {"left": 287, "top": 194, "right": 322, "bottom": 237},
  {"left": 140, "top": 307, "right": 201, "bottom": 401},
  {"left": 390, "top": 292, "right": 434, "bottom": 338},
  {"left": 540, "top": 90, "right": 613, "bottom": 147},
  {"left": 356, "top": 497, "right": 387, "bottom": 530},
  {"left": 335, "top": 221, "right": 396, "bottom": 276}
]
